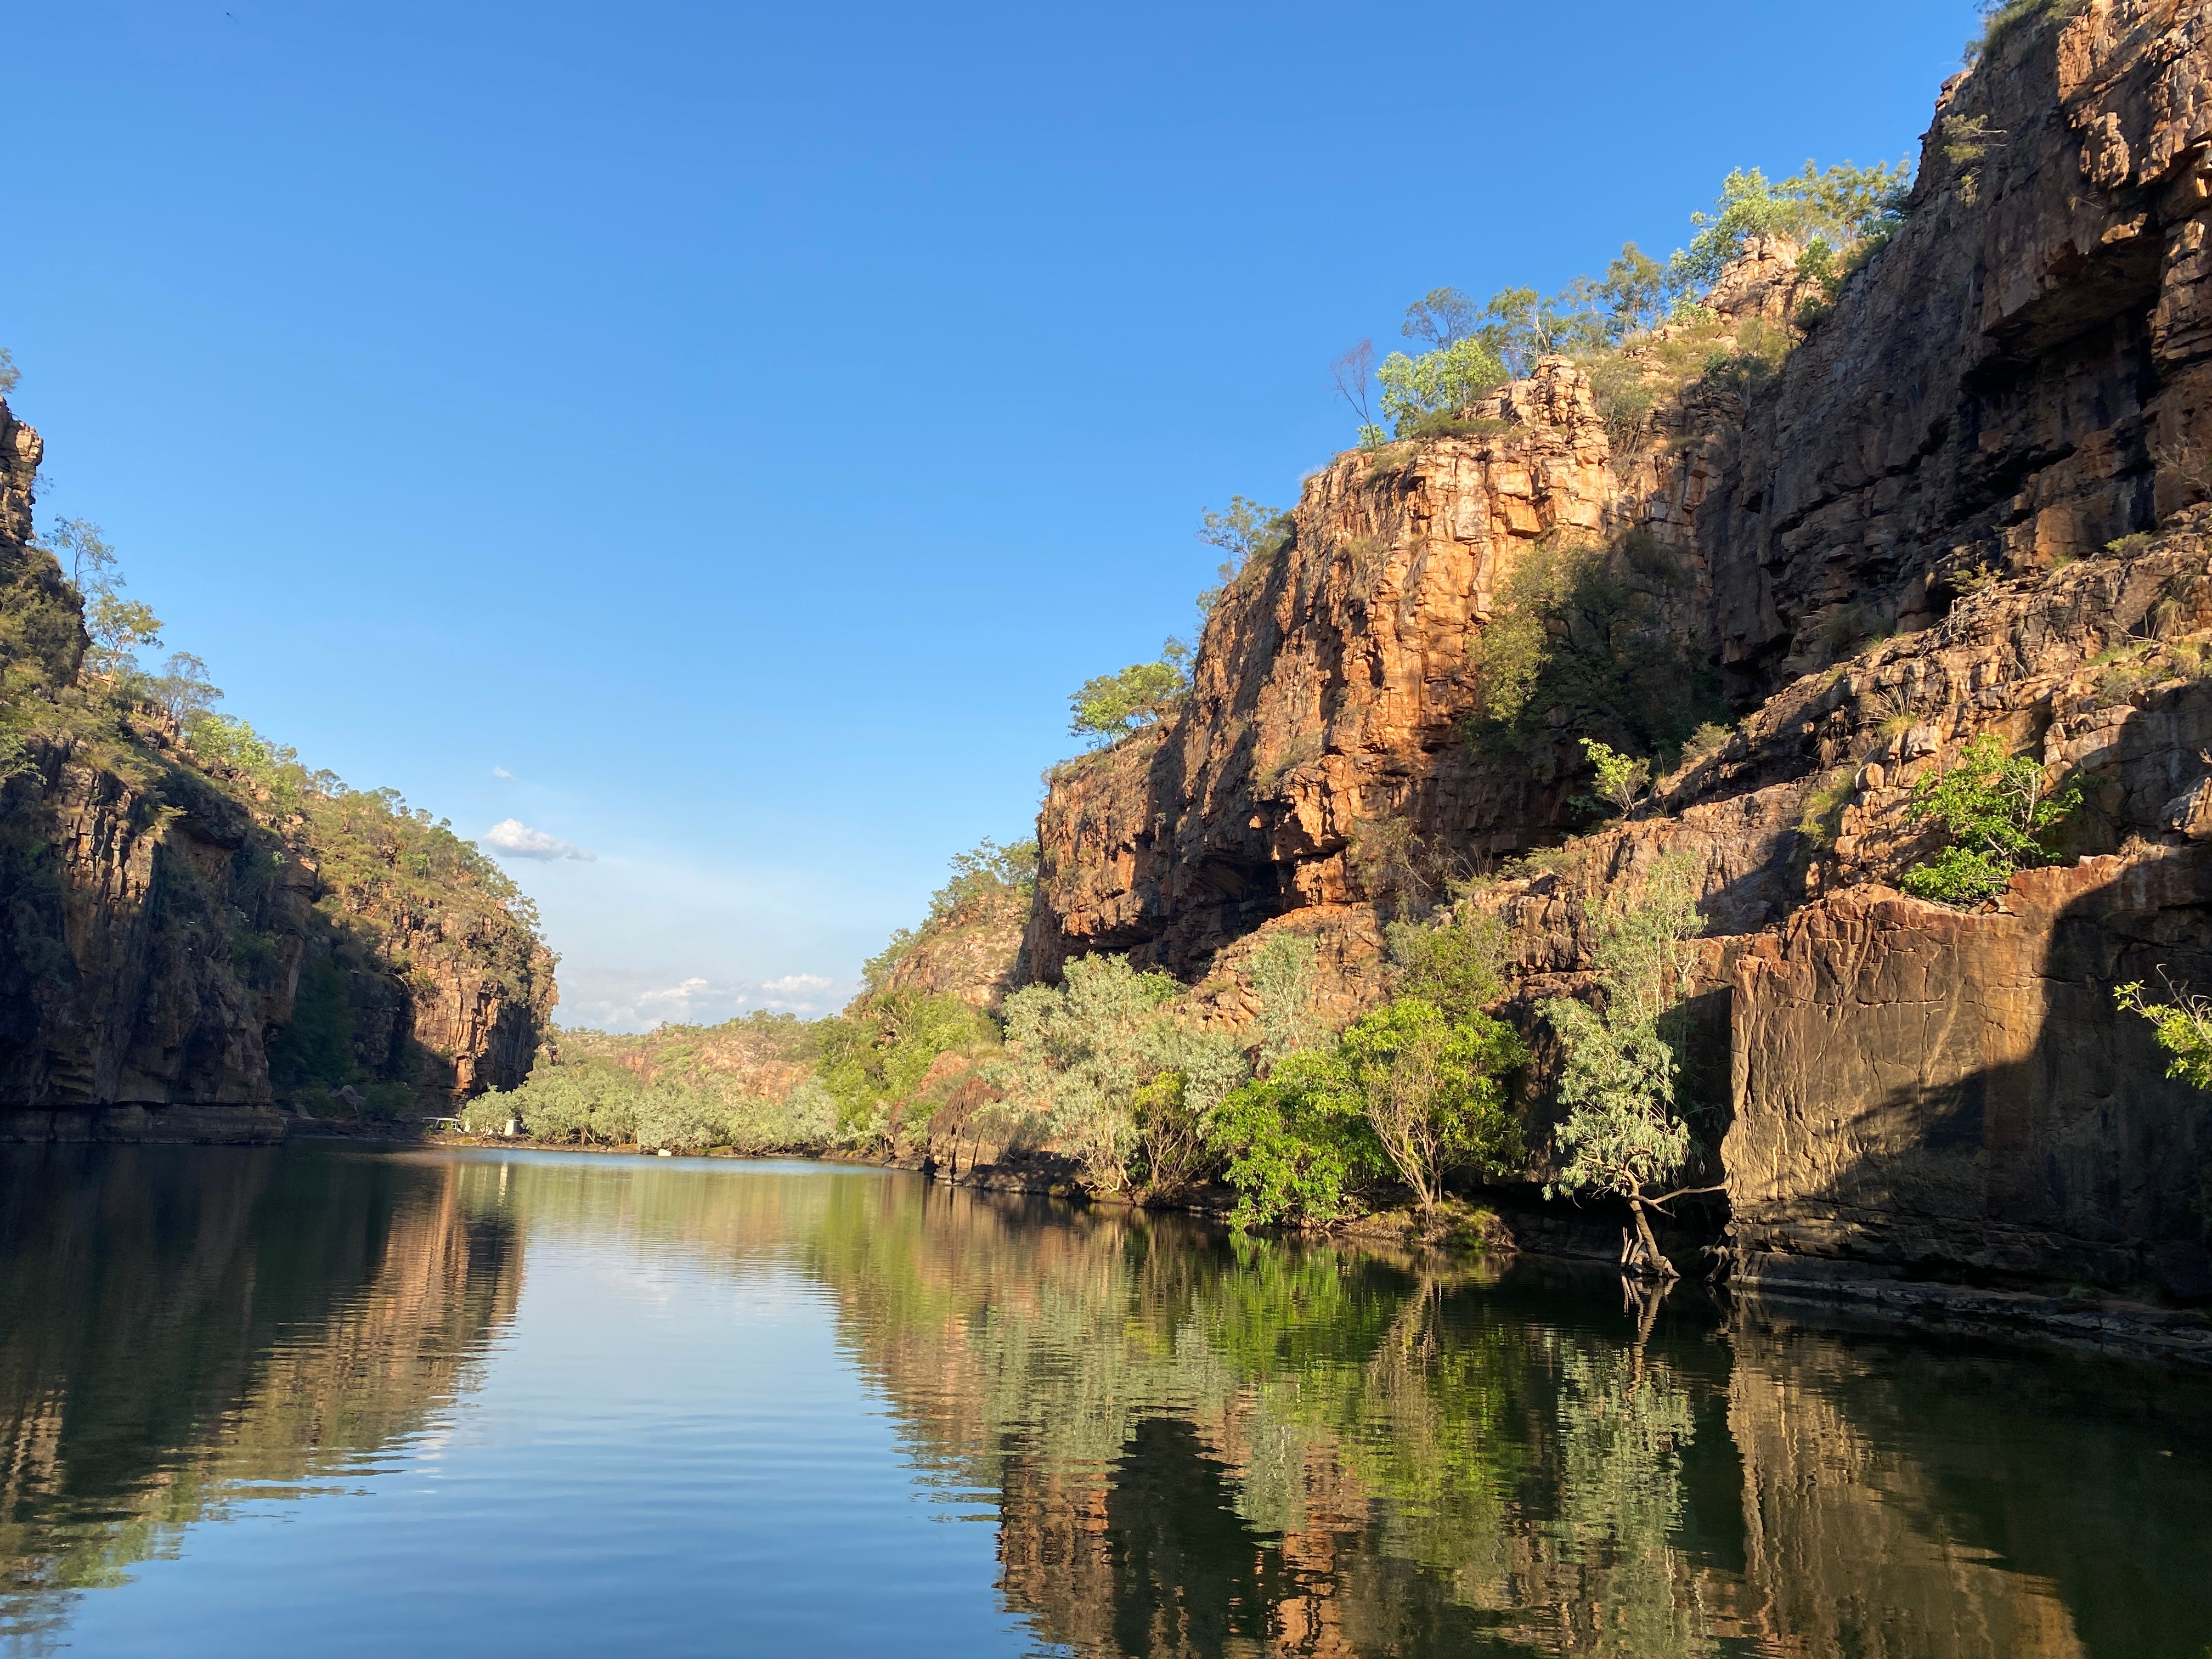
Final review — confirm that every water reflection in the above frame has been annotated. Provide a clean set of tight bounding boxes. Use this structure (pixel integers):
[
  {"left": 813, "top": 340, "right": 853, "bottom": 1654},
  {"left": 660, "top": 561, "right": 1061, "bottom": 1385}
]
[
  {"left": 0, "top": 1145, "right": 522, "bottom": 1649},
  {"left": 0, "top": 1148, "right": 2204, "bottom": 1658}
]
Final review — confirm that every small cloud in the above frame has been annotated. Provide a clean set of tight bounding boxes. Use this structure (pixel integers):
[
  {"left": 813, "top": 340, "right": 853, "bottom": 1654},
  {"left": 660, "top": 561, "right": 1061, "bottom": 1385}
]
[
  {"left": 761, "top": 973, "right": 833, "bottom": 995},
  {"left": 637, "top": 978, "right": 712, "bottom": 1008},
  {"left": 482, "top": 818, "right": 595, "bottom": 861},
  {"left": 492, "top": 766, "right": 515, "bottom": 780}
]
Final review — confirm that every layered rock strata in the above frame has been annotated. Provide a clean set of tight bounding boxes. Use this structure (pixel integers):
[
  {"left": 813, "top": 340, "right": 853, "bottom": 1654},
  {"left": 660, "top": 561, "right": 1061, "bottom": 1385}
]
[
  {"left": 1023, "top": 2, "right": 2212, "bottom": 1310},
  {"left": 0, "top": 394, "right": 554, "bottom": 1128},
  {"left": 1030, "top": 0, "right": 2212, "bottom": 989}
]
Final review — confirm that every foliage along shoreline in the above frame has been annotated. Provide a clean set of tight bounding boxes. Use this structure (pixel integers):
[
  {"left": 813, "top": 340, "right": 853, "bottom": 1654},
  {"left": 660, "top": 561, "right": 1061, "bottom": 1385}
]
[{"left": 459, "top": 156, "right": 1926, "bottom": 1258}]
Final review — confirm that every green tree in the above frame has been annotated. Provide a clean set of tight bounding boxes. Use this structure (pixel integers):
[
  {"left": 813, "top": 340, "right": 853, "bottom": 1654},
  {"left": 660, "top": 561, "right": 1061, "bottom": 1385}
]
[
  {"left": 153, "top": 651, "right": 222, "bottom": 724},
  {"left": 1477, "top": 285, "right": 1611, "bottom": 377},
  {"left": 270, "top": 958, "right": 358, "bottom": 1092},
  {"left": 1594, "top": 242, "right": 1676, "bottom": 337},
  {"left": 1402, "top": 286, "right": 1480, "bottom": 349},
  {"left": 1900, "top": 732, "right": 2079, "bottom": 907},
  {"left": 1675, "top": 160, "right": 1912, "bottom": 286},
  {"left": 1213, "top": 994, "right": 1523, "bottom": 1226},
  {"left": 1342, "top": 997, "right": 1524, "bottom": 1217},
  {"left": 1249, "top": 930, "right": 1324, "bottom": 1070},
  {"left": 1543, "top": 854, "right": 1707, "bottom": 1275},
  {"left": 1581, "top": 737, "right": 1651, "bottom": 816},
  {"left": 1385, "top": 907, "right": 1506, "bottom": 1022},
  {"left": 44, "top": 518, "right": 164, "bottom": 684},
  {"left": 1196, "top": 495, "right": 1288, "bottom": 611},
  {"left": 1068, "top": 659, "right": 1186, "bottom": 742},
  {"left": 817, "top": 988, "right": 995, "bottom": 1147},
  {"left": 0, "top": 346, "right": 17, "bottom": 396},
  {"left": 1208, "top": 1046, "right": 1384, "bottom": 1228},
  {"left": 1374, "top": 335, "right": 1510, "bottom": 437},
  {"left": 1466, "top": 535, "right": 1722, "bottom": 762},
  {"left": 996, "top": 953, "right": 1245, "bottom": 1192},
  {"left": 2114, "top": 977, "right": 2212, "bottom": 1090}
]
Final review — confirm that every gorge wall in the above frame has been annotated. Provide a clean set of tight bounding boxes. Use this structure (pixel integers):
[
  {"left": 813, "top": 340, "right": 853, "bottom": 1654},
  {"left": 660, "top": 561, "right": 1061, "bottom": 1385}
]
[
  {"left": 0, "top": 393, "right": 554, "bottom": 1136},
  {"left": 1024, "top": 0, "right": 2212, "bottom": 1309}
]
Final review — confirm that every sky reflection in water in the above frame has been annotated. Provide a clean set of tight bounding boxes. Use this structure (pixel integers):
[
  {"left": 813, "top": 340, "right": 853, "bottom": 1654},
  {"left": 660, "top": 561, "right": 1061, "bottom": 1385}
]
[{"left": 0, "top": 1143, "right": 2204, "bottom": 1658}]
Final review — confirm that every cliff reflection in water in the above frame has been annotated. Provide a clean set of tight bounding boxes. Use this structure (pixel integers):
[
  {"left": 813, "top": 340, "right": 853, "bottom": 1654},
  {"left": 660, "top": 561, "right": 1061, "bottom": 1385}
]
[
  {"left": 0, "top": 1152, "right": 2204, "bottom": 1658},
  {"left": 772, "top": 1176, "right": 2210, "bottom": 1659},
  {"left": 0, "top": 1145, "right": 523, "bottom": 1651}
]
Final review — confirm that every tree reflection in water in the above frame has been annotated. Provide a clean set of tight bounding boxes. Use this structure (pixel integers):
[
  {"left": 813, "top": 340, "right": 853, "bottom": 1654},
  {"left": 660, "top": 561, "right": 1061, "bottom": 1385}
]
[
  {"left": 0, "top": 1152, "right": 2205, "bottom": 1658},
  {"left": 0, "top": 1145, "right": 523, "bottom": 1651}
]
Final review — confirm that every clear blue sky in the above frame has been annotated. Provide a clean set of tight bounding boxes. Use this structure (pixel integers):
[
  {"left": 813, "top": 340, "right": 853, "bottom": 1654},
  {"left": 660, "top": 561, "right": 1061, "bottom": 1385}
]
[{"left": 3, "top": 1, "right": 1985, "bottom": 1030}]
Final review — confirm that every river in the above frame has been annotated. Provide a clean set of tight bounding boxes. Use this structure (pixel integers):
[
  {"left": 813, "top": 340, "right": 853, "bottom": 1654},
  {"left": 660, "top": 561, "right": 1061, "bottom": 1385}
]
[{"left": 0, "top": 1142, "right": 2203, "bottom": 1657}]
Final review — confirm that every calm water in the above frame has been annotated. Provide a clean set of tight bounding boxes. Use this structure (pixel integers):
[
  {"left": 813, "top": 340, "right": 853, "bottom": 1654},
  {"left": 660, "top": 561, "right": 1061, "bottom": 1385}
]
[{"left": 0, "top": 1145, "right": 2205, "bottom": 1657}]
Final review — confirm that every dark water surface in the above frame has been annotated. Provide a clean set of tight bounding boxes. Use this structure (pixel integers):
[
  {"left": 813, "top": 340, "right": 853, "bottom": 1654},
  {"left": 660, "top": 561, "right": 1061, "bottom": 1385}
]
[{"left": 0, "top": 1144, "right": 2205, "bottom": 1657}]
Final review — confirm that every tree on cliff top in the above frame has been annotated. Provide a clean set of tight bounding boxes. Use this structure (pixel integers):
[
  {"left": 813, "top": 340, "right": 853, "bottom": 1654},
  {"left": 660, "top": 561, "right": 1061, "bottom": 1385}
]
[
  {"left": 1069, "top": 658, "right": 1186, "bottom": 743},
  {"left": 1195, "top": 496, "right": 1289, "bottom": 611},
  {"left": 1675, "top": 161, "right": 1912, "bottom": 285}
]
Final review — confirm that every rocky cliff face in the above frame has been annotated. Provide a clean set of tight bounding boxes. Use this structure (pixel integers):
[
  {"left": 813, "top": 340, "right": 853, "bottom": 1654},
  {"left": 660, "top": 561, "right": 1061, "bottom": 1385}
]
[
  {"left": 1025, "top": 0, "right": 2212, "bottom": 1310},
  {"left": 1032, "top": 1, "right": 2212, "bottom": 986},
  {"left": 0, "top": 394, "right": 554, "bottom": 1130},
  {"left": 1027, "top": 357, "right": 1713, "bottom": 983},
  {"left": 881, "top": 883, "right": 1030, "bottom": 1009},
  {"left": 1705, "top": 0, "right": 2212, "bottom": 684}
]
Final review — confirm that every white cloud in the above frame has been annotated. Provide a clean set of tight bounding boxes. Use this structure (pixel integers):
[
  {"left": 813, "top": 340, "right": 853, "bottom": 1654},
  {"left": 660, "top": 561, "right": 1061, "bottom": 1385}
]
[
  {"left": 482, "top": 817, "right": 595, "bottom": 861},
  {"left": 492, "top": 766, "right": 515, "bottom": 780},
  {"left": 557, "top": 969, "right": 856, "bottom": 1032},
  {"left": 761, "top": 973, "right": 833, "bottom": 995}
]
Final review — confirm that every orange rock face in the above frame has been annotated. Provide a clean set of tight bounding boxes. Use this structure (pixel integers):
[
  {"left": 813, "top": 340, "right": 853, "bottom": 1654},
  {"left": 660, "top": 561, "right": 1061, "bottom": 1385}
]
[
  {"left": 1028, "top": 359, "right": 1695, "bottom": 983},
  {"left": 1031, "top": 0, "right": 2212, "bottom": 990},
  {"left": 1026, "top": 3, "right": 2212, "bottom": 1300}
]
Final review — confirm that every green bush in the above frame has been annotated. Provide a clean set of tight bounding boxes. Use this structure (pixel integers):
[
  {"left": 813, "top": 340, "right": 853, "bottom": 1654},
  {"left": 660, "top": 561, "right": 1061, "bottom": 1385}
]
[
  {"left": 1207, "top": 1047, "right": 1384, "bottom": 1229},
  {"left": 996, "top": 954, "right": 1248, "bottom": 1193},
  {"left": 1384, "top": 909, "right": 1505, "bottom": 1022},
  {"left": 817, "top": 988, "right": 997, "bottom": 1146},
  {"left": 270, "top": 958, "right": 357, "bottom": 1092},
  {"left": 864, "top": 835, "right": 1036, "bottom": 991},
  {"left": 2115, "top": 979, "right": 2212, "bottom": 1091},
  {"left": 1900, "top": 733, "right": 2079, "bottom": 908},
  {"left": 1972, "top": 0, "right": 2086, "bottom": 61},
  {"left": 1195, "top": 496, "right": 1289, "bottom": 610},
  {"left": 1248, "top": 931, "right": 1324, "bottom": 1069},
  {"left": 1675, "top": 161, "right": 1911, "bottom": 287},
  {"left": 1375, "top": 336, "right": 1510, "bottom": 437},
  {"left": 493, "top": 1056, "right": 640, "bottom": 1142},
  {"left": 1465, "top": 535, "right": 1724, "bottom": 764},
  {"left": 1579, "top": 737, "right": 1651, "bottom": 816},
  {"left": 635, "top": 1082, "right": 728, "bottom": 1152},
  {"left": 1209, "top": 994, "right": 1523, "bottom": 1226},
  {"left": 457, "top": 1090, "right": 519, "bottom": 1135}
]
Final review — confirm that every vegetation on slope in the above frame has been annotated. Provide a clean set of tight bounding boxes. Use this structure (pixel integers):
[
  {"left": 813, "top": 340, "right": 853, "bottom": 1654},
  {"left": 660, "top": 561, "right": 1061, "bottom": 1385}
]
[
  {"left": 1055, "top": 158, "right": 1909, "bottom": 798},
  {"left": 0, "top": 422, "right": 551, "bottom": 1113}
]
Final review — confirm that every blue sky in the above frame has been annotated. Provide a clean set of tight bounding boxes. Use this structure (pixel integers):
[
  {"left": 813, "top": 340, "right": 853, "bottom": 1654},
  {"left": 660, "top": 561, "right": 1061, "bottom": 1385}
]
[{"left": 3, "top": 1, "right": 1985, "bottom": 1030}]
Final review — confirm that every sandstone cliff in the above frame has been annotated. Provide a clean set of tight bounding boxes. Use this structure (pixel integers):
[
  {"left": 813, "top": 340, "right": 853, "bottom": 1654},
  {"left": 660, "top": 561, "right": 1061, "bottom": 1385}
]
[
  {"left": 0, "top": 393, "right": 554, "bottom": 1131},
  {"left": 1022, "top": 0, "right": 2212, "bottom": 1313}
]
